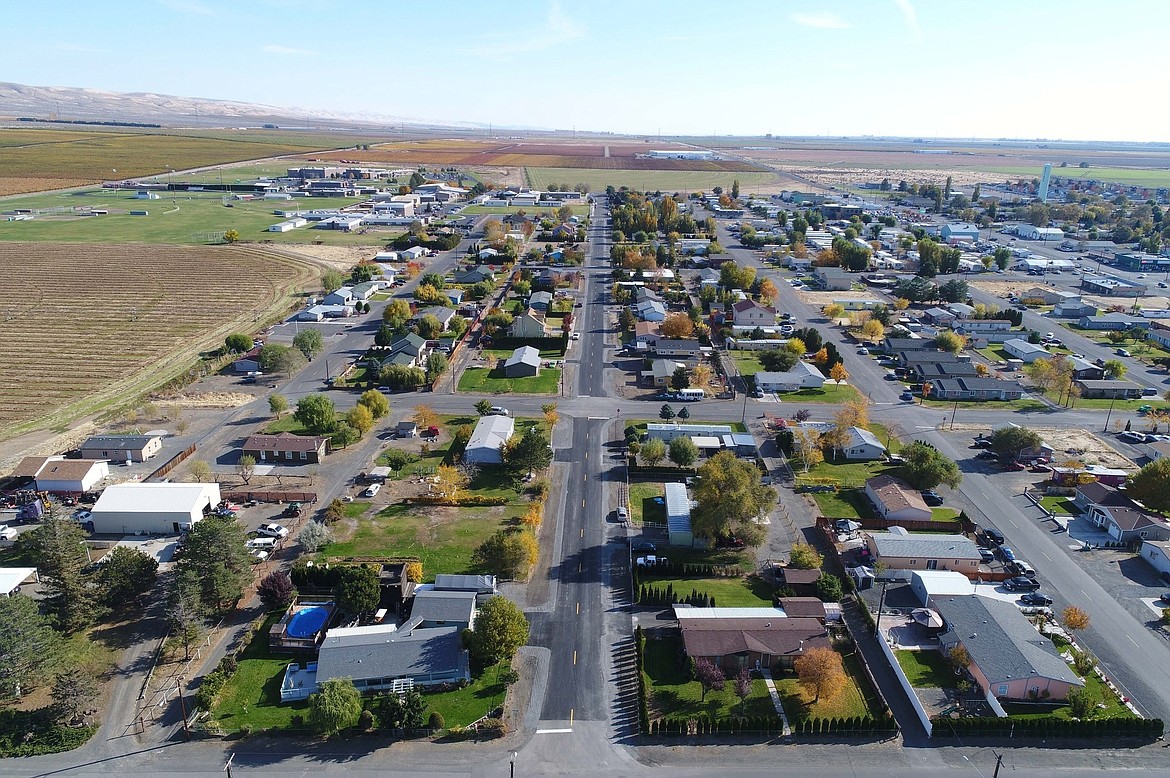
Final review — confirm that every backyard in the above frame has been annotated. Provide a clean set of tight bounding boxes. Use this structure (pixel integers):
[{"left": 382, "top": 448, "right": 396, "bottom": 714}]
[
  {"left": 641, "top": 574, "right": 775, "bottom": 608},
  {"left": 642, "top": 636, "right": 777, "bottom": 720},
  {"left": 628, "top": 482, "right": 665, "bottom": 525},
  {"left": 895, "top": 649, "right": 956, "bottom": 689},
  {"left": 773, "top": 650, "right": 882, "bottom": 723}
]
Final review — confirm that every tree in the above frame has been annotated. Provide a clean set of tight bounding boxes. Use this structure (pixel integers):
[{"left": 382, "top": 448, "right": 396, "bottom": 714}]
[
  {"left": 175, "top": 516, "right": 251, "bottom": 614},
  {"left": 670, "top": 366, "right": 690, "bottom": 391},
  {"left": 268, "top": 393, "right": 288, "bottom": 418},
  {"left": 815, "top": 572, "right": 843, "bottom": 602},
  {"left": 383, "top": 298, "right": 412, "bottom": 329},
  {"left": 475, "top": 399, "right": 494, "bottom": 417},
  {"left": 97, "top": 546, "right": 158, "bottom": 604},
  {"left": 332, "top": 422, "right": 360, "bottom": 448},
  {"left": 380, "top": 364, "right": 426, "bottom": 389},
  {"left": 759, "top": 278, "right": 778, "bottom": 304},
  {"left": 694, "top": 658, "right": 726, "bottom": 701},
  {"left": 822, "top": 303, "right": 845, "bottom": 320},
  {"left": 993, "top": 246, "right": 1011, "bottom": 269},
  {"left": 25, "top": 517, "right": 95, "bottom": 633},
  {"left": 899, "top": 441, "right": 962, "bottom": 489},
  {"left": 188, "top": 459, "right": 213, "bottom": 483},
  {"left": 660, "top": 312, "right": 695, "bottom": 339},
  {"left": 934, "top": 331, "right": 965, "bottom": 354},
  {"left": 893, "top": 276, "right": 938, "bottom": 303},
  {"left": 759, "top": 348, "right": 799, "bottom": 373},
  {"left": 416, "top": 314, "right": 444, "bottom": 340},
  {"left": 435, "top": 464, "right": 469, "bottom": 501},
  {"left": 1062, "top": 605, "right": 1090, "bottom": 633},
  {"left": 893, "top": 297, "right": 911, "bottom": 311},
  {"left": 989, "top": 426, "right": 1043, "bottom": 461},
  {"left": 465, "top": 596, "right": 529, "bottom": 667},
  {"left": 834, "top": 398, "right": 870, "bottom": 430},
  {"left": 472, "top": 529, "right": 538, "bottom": 580},
  {"left": 1066, "top": 685, "right": 1098, "bottom": 719},
  {"left": 794, "top": 646, "right": 846, "bottom": 702},
  {"left": 51, "top": 662, "right": 99, "bottom": 724},
  {"left": 691, "top": 451, "right": 776, "bottom": 546},
  {"left": 860, "top": 319, "right": 885, "bottom": 343},
  {"left": 295, "top": 394, "right": 337, "bottom": 435},
  {"left": 414, "top": 284, "right": 447, "bottom": 305},
  {"left": 0, "top": 595, "right": 60, "bottom": 700},
  {"left": 293, "top": 329, "right": 325, "bottom": 361},
  {"left": 166, "top": 570, "right": 207, "bottom": 662},
  {"left": 309, "top": 678, "right": 363, "bottom": 736},
  {"left": 426, "top": 351, "right": 449, "bottom": 380},
  {"left": 413, "top": 404, "right": 440, "bottom": 431},
  {"left": 236, "top": 454, "right": 256, "bottom": 484},
  {"left": 299, "top": 521, "right": 333, "bottom": 553},
  {"left": 336, "top": 565, "right": 381, "bottom": 615},
  {"left": 719, "top": 261, "right": 755, "bottom": 290},
  {"left": 322, "top": 269, "right": 345, "bottom": 292},
  {"left": 257, "top": 571, "right": 297, "bottom": 611},
  {"left": 938, "top": 279, "right": 969, "bottom": 304},
  {"left": 677, "top": 406, "right": 690, "bottom": 419},
  {"left": 786, "top": 337, "right": 808, "bottom": 356},
  {"left": 503, "top": 426, "right": 552, "bottom": 475},
  {"left": 641, "top": 437, "right": 667, "bottom": 467},
  {"left": 358, "top": 389, "right": 389, "bottom": 419},
  {"left": 734, "top": 668, "right": 753, "bottom": 714},
  {"left": 829, "top": 363, "right": 849, "bottom": 385},
  {"left": 1103, "top": 359, "right": 1128, "bottom": 379},
  {"left": 659, "top": 404, "right": 675, "bottom": 420},
  {"left": 669, "top": 436, "right": 699, "bottom": 468},
  {"left": 259, "top": 343, "right": 305, "bottom": 376},
  {"left": 225, "top": 333, "right": 252, "bottom": 353},
  {"left": 792, "top": 428, "right": 824, "bottom": 472},
  {"left": 788, "top": 542, "right": 823, "bottom": 570}
]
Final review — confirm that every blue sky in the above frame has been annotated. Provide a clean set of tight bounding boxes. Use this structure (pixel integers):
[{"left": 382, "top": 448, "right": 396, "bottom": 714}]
[{"left": 3, "top": 0, "right": 1167, "bottom": 141}]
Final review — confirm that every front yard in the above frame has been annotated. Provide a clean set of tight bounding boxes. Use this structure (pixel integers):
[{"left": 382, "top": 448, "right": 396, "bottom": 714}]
[
  {"left": 781, "top": 383, "right": 862, "bottom": 403},
  {"left": 1039, "top": 496, "right": 1081, "bottom": 516},
  {"left": 457, "top": 366, "right": 561, "bottom": 395},
  {"left": 643, "top": 636, "right": 777, "bottom": 720},
  {"left": 773, "top": 650, "right": 882, "bottom": 723},
  {"left": 629, "top": 481, "right": 665, "bottom": 525}
]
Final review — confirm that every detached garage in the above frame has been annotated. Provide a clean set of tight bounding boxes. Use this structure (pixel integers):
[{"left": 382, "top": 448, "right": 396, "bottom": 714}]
[{"left": 91, "top": 483, "right": 220, "bottom": 535}]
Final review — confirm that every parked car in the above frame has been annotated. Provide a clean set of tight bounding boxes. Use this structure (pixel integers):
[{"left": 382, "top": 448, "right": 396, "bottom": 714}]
[
  {"left": 488, "top": 406, "right": 512, "bottom": 417},
  {"left": 1020, "top": 592, "right": 1053, "bottom": 606},
  {"left": 983, "top": 527, "right": 1005, "bottom": 546},
  {"left": 636, "top": 555, "right": 669, "bottom": 567},
  {"left": 74, "top": 509, "right": 92, "bottom": 522},
  {"left": 1116, "top": 348, "right": 1131, "bottom": 357},
  {"left": 920, "top": 490, "right": 944, "bottom": 507},
  {"left": 1009, "top": 560, "right": 1037, "bottom": 577},
  {"left": 1004, "top": 576, "right": 1041, "bottom": 592},
  {"left": 616, "top": 506, "right": 629, "bottom": 522},
  {"left": 631, "top": 540, "right": 656, "bottom": 553},
  {"left": 246, "top": 537, "right": 277, "bottom": 551},
  {"left": 857, "top": 347, "right": 870, "bottom": 355},
  {"left": 979, "top": 549, "right": 996, "bottom": 564},
  {"left": 976, "top": 450, "right": 999, "bottom": 460},
  {"left": 1159, "top": 592, "right": 1170, "bottom": 604},
  {"left": 361, "top": 484, "right": 381, "bottom": 498},
  {"left": 256, "top": 523, "right": 289, "bottom": 539},
  {"left": 1119, "top": 431, "right": 1147, "bottom": 444},
  {"left": 972, "top": 438, "right": 991, "bottom": 448},
  {"left": 282, "top": 503, "right": 302, "bottom": 518},
  {"left": 1000, "top": 546, "right": 1017, "bottom": 562},
  {"left": 900, "top": 391, "right": 914, "bottom": 402}
]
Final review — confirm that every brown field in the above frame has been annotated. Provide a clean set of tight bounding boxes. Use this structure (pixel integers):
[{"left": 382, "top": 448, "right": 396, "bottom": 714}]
[
  {"left": 0, "top": 242, "right": 319, "bottom": 437},
  {"left": 0, "top": 177, "right": 93, "bottom": 196},
  {"left": 311, "top": 139, "right": 766, "bottom": 172}
]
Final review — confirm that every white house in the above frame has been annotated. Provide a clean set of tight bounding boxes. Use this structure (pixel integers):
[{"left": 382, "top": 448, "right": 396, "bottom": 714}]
[
  {"left": 839, "top": 427, "right": 887, "bottom": 461},
  {"left": 864, "top": 475, "right": 932, "bottom": 523},
  {"left": 754, "top": 362, "right": 826, "bottom": 393},
  {"left": 1140, "top": 539, "right": 1170, "bottom": 581},
  {"left": 1017, "top": 225, "right": 1066, "bottom": 242},
  {"left": 731, "top": 300, "right": 778, "bottom": 327},
  {"left": 91, "top": 483, "right": 220, "bottom": 535},
  {"left": 646, "top": 423, "right": 734, "bottom": 442},
  {"left": 463, "top": 415, "right": 515, "bottom": 465},
  {"left": 13, "top": 456, "right": 109, "bottom": 494},
  {"left": 1003, "top": 338, "right": 1049, "bottom": 363},
  {"left": 401, "top": 246, "right": 427, "bottom": 261}
]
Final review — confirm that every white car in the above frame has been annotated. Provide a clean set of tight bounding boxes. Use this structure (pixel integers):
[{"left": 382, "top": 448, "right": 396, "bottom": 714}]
[
  {"left": 250, "top": 549, "right": 270, "bottom": 563},
  {"left": 571, "top": 332, "right": 581, "bottom": 340},
  {"left": 256, "top": 523, "right": 290, "bottom": 539},
  {"left": 74, "top": 509, "right": 93, "bottom": 522}
]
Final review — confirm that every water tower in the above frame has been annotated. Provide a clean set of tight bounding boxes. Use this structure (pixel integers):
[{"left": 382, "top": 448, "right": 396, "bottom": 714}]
[{"left": 1038, "top": 163, "right": 1052, "bottom": 202}]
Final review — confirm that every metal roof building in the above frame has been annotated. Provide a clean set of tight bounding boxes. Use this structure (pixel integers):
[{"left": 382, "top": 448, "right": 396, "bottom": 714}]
[{"left": 664, "top": 482, "right": 693, "bottom": 547}]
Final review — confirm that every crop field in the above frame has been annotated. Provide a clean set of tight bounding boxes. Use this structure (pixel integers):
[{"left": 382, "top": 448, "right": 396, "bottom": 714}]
[
  {"left": 0, "top": 242, "right": 319, "bottom": 437},
  {"left": 0, "top": 189, "right": 387, "bottom": 245},
  {"left": 525, "top": 167, "right": 778, "bottom": 193},
  {"left": 0, "top": 127, "right": 378, "bottom": 196},
  {"left": 306, "top": 138, "right": 766, "bottom": 172}
]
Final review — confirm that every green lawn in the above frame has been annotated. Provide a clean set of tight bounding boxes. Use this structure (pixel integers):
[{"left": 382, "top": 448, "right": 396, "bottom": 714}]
[
  {"left": 774, "top": 651, "right": 881, "bottom": 723},
  {"left": 482, "top": 346, "right": 566, "bottom": 360},
  {"left": 731, "top": 352, "right": 764, "bottom": 377},
  {"left": 781, "top": 384, "right": 862, "bottom": 403},
  {"left": 867, "top": 423, "right": 901, "bottom": 453},
  {"left": 423, "top": 662, "right": 509, "bottom": 728},
  {"left": 457, "top": 366, "right": 562, "bottom": 395},
  {"left": 213, "top": 615, "right": 309, "bottom": 733},
  {"left": 525, "top": 168, "right": 776, "bottom": 193},
  {"left": 626, "top": 419, "right": 748, "bottom": 435},
  {"left": 931, "top": 508, "right": 960, "bottom": 522},
  {"left": 1002, "top": 673, "right": 1133, "bottom": 721},
  {"left": 1039, "top": 496, "right": 1081, "bottom": 516},
  {"left": 629, "top": 482, "right": 665, "bottom": 525},
  {"left": 263, "top": 415, "right": 310, "bottom": 435},
  {"left": 920, "top": 397, "right": 1048, "bottom": 411},
  {"left": 642, "top": 636, "right": 778, "bottom": 720},
  {"left": 811, "top": 489, "right": 873, "bottom": 520},
  {"left": 895, "top": 650, "right": 955, "bottom": 688},
  {"left": 1070, "top": 397, "right": 1168, "bottom": 411},
  {"left": 0, "top": 189, "right": 382, "bottom": 245},
  {"left": 642, "top": 575, "right": 775, "bottom": 607}
]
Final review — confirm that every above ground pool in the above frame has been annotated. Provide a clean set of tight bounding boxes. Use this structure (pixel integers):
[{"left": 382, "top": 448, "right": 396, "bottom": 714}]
[{"left": 286, "top": 606, "right": 330, "bottom": 639}]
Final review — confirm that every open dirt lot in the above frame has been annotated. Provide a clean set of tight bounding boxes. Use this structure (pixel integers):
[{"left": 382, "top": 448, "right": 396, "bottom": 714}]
[
  {"left": 953, "top": 424, "right": 1134, "bottom": 469},
  {"left": 796, "top": 289, "right": 882, "bottom": 307}
]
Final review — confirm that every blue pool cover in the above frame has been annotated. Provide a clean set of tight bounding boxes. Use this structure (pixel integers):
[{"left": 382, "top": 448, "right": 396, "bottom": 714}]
[{"left": 287, "top": 606, "right": 330, "bottom": 639}]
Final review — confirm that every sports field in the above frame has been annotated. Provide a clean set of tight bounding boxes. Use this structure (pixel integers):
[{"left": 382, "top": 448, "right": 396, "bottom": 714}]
[
  {"left": 0, "top": 189, "right": 390, "bottom": 245},
  {"left": 0, "top": 242, "right": 319, "bottom": 436},
  {"left": 526, "top": 167, "right": 777, "bottom": 193}
]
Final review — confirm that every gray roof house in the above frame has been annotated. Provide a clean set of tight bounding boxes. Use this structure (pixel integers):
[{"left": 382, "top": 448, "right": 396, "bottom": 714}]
[
  {"left": 839, "top": 426, "right": 887, "bottom": 461},
  {"left": 411, "top": 306, "right": 456, "bottom": 330},
  {"left": 308, "top": 624, "right": 470, "bottom": 695},
  {"left": 936, "top": 595, "right": 1083, "bottom": 702},
  {"left": 463, "top": 414, "right": 515, "bottom": 465},
  {"left": 433, "top": 574, "right": 497, "bottom": 594},
  {"left": 865, "top": 525, "right": 981, "bottom": 575},
  {"left": 503, "top": 345, "right": 541, "bottom": 377},
  {"left": 529, "top": 291, "right": 554, "bottom": 310},
  {"left": 408, "top": 589, "right": 478, "bottom": 631}
]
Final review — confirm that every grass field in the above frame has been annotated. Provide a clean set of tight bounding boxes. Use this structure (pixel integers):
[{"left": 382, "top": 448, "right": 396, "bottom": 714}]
[
  {"left": 526, "top": 167, "right": 775, "bottom": 193},
  {"left": 213, "top": 614, "right": 309, "bottom": 733},
  {"left": 0, "top": 127, "right": 373, "bottom": 196},
  {"left": 811, "top": 489, "right": 874, "bottom": 520},
  {"left": 0, "top": 189, "right": 381, "bottom": 245},
  {"left": 457, "top": 366, "right": 561, "bottom": 395},
  {"left": 0, "top": 242, "right": 317, "bottom": 438}
]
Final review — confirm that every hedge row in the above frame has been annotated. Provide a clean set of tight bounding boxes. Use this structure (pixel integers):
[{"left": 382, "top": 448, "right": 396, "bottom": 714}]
[
  {"left": 638, "top": 584, "right": 716, "bottom": 608},
  {"left": 406, "top": 495, "right": 509, "bottom": 507},
  {"left": 634, "top": 626, "right": 650, "bottom": 733},
  {"left": 932, "top": 715, "right": 1163, "bottom": 739}
]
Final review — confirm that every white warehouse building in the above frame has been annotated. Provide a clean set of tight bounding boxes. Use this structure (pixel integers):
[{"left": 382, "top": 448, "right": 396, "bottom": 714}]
[{"left": 90, "top": 483, "right": 220, "bottom": 535}]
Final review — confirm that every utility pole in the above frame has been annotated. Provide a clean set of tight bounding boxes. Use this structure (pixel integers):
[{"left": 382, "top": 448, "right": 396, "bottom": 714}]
[
  {"left": 224, "top": 753, "right": 234, "bottom": 778},
  {"left": 992, "top": 751, "right": 1003, "bottom": 778},
  {"left": 176, "top": 679, "right": 190, "bottom": 741}
]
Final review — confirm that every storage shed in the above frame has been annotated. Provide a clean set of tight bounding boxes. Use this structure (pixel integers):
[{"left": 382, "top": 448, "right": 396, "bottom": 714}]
[
  {"left": 665, "top": 482, "right": 693, "bottom": 547},
  {"left": 90, "top": 482, "right": 220, "bottom": 535}
]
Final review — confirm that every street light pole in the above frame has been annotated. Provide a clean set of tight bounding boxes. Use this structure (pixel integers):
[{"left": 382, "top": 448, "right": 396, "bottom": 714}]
[
  {"left": 1103, "top": 394, "right": 1118, "bottom": 432},
  {"left": 510, "top": 751, "right": 518, "bottom": 778}
]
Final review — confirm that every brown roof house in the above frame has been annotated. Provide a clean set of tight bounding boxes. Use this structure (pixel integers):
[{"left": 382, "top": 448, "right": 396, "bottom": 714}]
[
  {"left": 864, "top": 474, "right": 931, "bottom": 522},
  {"left": 674, "top": 604, "right": 831, "bottom": 672},
  {"left": 1073, "top": 482, "right": 1170, "bottom": 543},
  {"left": 243, "top": 433, "right": 330, "bottom": 464}
]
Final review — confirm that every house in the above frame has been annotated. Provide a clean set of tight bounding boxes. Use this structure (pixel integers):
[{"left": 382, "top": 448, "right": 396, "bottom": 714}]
[
  {"left": 731, "top": 299, "right": 778, "bottom": 327},
  {"left": 908, "top": 570, "right": 975, "bottom": 607},
  {"left": 408, "top": 589, "right": 477, "bottom": 631},
  {"left": 633, "top": 321, "right": 662, "bottom": 350},
  {"left": 646, "top": 423, "right": 734, "bottom": 443},
  {"left": 665, "top": 482, "right": 694, "bottom": 547},
  {"left": 936, "top": 596, "right": 1083, "bottom": 702},
  {"left": 525, "top": 291, "right": 553, "bottom": 312},
  {"left": 1074, "top": 379, "right": 1142, "bottom": 399},
  {"left": 510, "top": 312, "right": 549, "bottom": 339},
  {"left": 395, "top": 421, "right": 418, "bottom": 439},
  {"left": 1077, "top": 312, "right": 1145, "bottom": 330},
  {"left": 400, "top": 246, "right": 427, "bottom": 261},
  {"left": 754, "top": 362, "right": 826, "bottom": 393},
  {"left": 652, "top": 339, "right": 704, "bottom": 359},
  {"left": 1002, "top": 338, "right": 1049, "bottom": 363},
  {"left": 941, "top": 223, "right": 980, "bottom": 244},
  {"left": 323, "top": 287, "right": 355, "bottom": 306},
  {"left": 883, "top": 337, "right": 933, "bottom": 355},
  {"left": 445, "top": 289, "right": 465, "bottom": 306},
  {"left": 675, "top": 605, "right": 831, "bottom": 673},
  {"left": 909, "top": 361, "right": 979, "bottom": 381},
  {"left": 1148, "top": 322, "right": 1170, "bottom": 349},
  {"left": 953, "top": 319, "right": 1013, "bottom": 335},
  {"left": 635, "top": 299, "right": 667, "bottom": 321},
  {"left": 644, "top": 359, "right": 685, "bottom": 387},
  {"left": 463, "top": 414, "right": 515, "bottom": 465},
  {"left": 454, "top": 265, "right": 495, "bottom": 284},
  {"left": 411, "top": 306, "right": 455, "bottom": 331},
  {"left": 381, "top": 333, "right": 430, "bottom": 369},
  {"left": 91, "top": 482, "right": 220, "bottom": 535},
  {"left": 350, "top": 282, "right": 380, "bottom": 301},
  {"left": 839, "top": 427, "right": 887, "bottom": 461},
  {"left": 697, "top": 268, "right": 721, "bottom": 287},
  {"left": 12, "top": 456, "right": 109, "bottom": 494},
  {"left": 79, "top": 434, "right": 163, "bottom": 463},
  {"left": 1074, "top": 482, "right": 1170, "bottom": 543},
  {"left": 865, "top": 526, "right": 982, "bottom": 574},
  {"left": 678, "top": 238, "right": 711, "bottom": 255},
  {"left": 503, "top": 345, "right": 541, "bottom": 378},
  {"left": 923, "top": 307, "right": 957, "bottom": 326},
  {"left": 298, "top": 304, "right": 350, "bottom": 321},
  {"left": 1068, "top": 356, "right": 1104, "bottom": 380},
  {"left": 864, "top": 478, "right": 934, "bottom": 524},
  {"left": 232, "top": 346, "right": 262, "bottom": 374},
  {"left": 551, "top": 223, "right": 576, "bottom": 240},
  {"left": 928, "top": 377, "right": 1025, "bottom": 401},
  {"left": 813, "top": 266, "right": 852, "bottom": 291},
  {"left": 1139, "top": 539, "right": 1170, "bottom": 582},
  {"left": 1052, "top": 300, "right": 1097, "bottom": 319},
  {"left": 947, "top": 302, "right": 975, "bottom": 318},
  {"left": 243, "top": 433, "right": 330, "bottom": 464},
  {"left": 1080, "top": 276, "right": 1146, "bottom": 297}
]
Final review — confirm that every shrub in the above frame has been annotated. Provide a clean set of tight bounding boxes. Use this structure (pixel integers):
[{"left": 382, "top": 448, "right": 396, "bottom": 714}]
[
  {"left": 428, "top": 711, "right": 445, "bottom": 730},
  {"left": 358, "top": 709, "right": 376, "bottom": 731}
]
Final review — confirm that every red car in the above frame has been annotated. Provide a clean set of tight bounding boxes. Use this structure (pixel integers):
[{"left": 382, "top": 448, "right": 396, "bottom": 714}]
[{"left": 1003, "top": 460, "right": 1027, "bottom": 471}]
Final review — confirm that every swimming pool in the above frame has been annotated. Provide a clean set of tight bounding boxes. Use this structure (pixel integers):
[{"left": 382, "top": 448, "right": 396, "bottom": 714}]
[{"left": 286, "top": 606, "right": 331, "bottom": 639}]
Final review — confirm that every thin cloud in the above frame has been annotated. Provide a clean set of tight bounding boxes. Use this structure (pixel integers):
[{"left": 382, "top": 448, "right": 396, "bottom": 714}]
[
  {"left": 262, "top": 44, "right": 318, "bottom": 56},
  {"left": 792, "top": 12, "right": 849, "bottom": 29},
  {"left": 156, "top": 0, "right": 215, "bottom": 16},
  {"left": 893, "top": 0, "right": 922, "bottom": 40},
  {"left": 55, "top": 43, "right": 107, "bottom": 54},
  {"left": 470, "top": 1, "right": 584, "bottom": 58}
]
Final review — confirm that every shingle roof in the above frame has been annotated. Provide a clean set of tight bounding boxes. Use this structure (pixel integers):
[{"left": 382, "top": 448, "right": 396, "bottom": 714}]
[
  {"left": 80, "top": 434, "right": 159, "bottom": 451},
  {"left": 935, "top": 596, "right": 1082, "bottom": 688},
  {"left": 408, "top": 590, "right": 477, "bottom": 625},
  {"left": 243, "top": 433, "right": 328, "bottom": 453},
  {"left": 869, "top": 526, "right": 982, "bottom": 561},
  {"left": 778, "top": 597, "right": 827, "bottom": 619},
  {"left": 504, "top": 345, "right": 541, "bottom": 368},
  {"left": 315, "top": 624, "right": 467, "bottom": 684},
  {"left": 30, "top": 459, "right": 105, "bottom": 482},
  {"left": 848, "top": 426, "right": 885, "bottom": 451},
  {"left": 866, "top": 475, "right": 931, "bottom": 516},
  {"left": 680, "top": 617, "right": 830, "bottom": 659}
]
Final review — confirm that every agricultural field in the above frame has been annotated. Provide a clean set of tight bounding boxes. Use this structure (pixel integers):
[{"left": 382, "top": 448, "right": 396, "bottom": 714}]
[
  {"left": 0, "top": 127, "right": 379, "bottom": 196},
  {"left": 0, "top": 242, "right": 319, "bottom": 437},
  {"left": 0, "top": 189, "right": 383, "bottom": 245},
  {"left": 308, "top": 138, "right": 766, "bottom": 172},
  {"left": 526, "top": 167, "right": 778, "bottom": 194}
]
